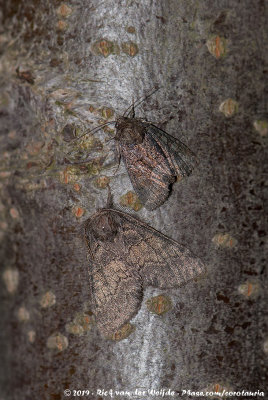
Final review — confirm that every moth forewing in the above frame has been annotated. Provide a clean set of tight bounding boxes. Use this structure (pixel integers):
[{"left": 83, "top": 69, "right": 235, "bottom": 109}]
[
  {"left": 149, "top": 124, "right": 198, "bottom": 178},
  {"left": 108, "top": 209, "right": 206, "bottom": 286}
]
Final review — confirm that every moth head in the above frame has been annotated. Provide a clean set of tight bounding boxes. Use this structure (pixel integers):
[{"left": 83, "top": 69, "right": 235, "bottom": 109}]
[
  {"left": 115, "top": 117, "right": 146, "bottom": 145},
  {"left": 86, "top": 210, "right": 118, "bottom": 242}
]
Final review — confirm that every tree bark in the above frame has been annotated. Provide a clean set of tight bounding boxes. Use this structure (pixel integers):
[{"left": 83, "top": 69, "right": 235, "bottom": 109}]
[{"left": 0, "top": 1, "right": 267, "bottom": 399}]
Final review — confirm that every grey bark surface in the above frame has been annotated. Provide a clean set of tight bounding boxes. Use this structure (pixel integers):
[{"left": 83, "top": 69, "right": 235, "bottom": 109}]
[{"left": 0, "top": 1, "right": 267, "bottom": 399}]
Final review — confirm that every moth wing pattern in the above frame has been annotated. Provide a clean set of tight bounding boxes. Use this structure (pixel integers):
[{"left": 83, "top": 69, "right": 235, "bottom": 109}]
[
  {"left": 85, "top": 210, "right": 143, "bottom": 337},
  {"left": 148, "top": 124, "right": 198, "bottom": 178},
  {"left": 120, "top": 132, "right": 176, "bottom": 210},
  {"left": 115, "top": 210, "right": 205, "bottom": 289},
  {"left": 86, "top": 209, "right": 205, "bottom": 336},
  {"left": 90, "top": 259, "right": 143, "bottom": 337},
  {"left": 119, "top": 122, "right": 198, "bottom": 210}
]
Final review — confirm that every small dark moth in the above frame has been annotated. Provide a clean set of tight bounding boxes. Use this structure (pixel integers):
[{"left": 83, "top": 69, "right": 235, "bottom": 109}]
[
  {"left": 114, "top": 116, "right": 198, "bottom": 210},
  {"left": 84, "top": 200, "right": 205, "bottom": 337},
  {"left": 67, "top": 90, "right": 198, "bottom": 210},
  {"left": 113, "top": 98, "right": 198, "bottom": 210}
]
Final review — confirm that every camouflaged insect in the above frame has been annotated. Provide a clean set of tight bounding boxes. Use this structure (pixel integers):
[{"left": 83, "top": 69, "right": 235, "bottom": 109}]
[
  {"left": 114, "top": 114, "right": 198, "bottom": 210},
  {"left": 84, "top": 198, "right": 205, "bottom": 337},
  {"left": 61, "top": 90, "right": 197, "bottom": 209}
]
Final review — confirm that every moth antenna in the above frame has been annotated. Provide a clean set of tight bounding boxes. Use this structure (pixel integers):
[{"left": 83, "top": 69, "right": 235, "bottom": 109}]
[
  {"left": 130, "top": 95, "right": 135, "bottom": 118},
  {"left": 63, "top": 155, "right": 100, "bottom": 165},
  {"left": 105, "top": 135, "right": 116, "bottom": 144},
  {"left": 123, "top": 86, "right": 162, "bottom": 118},
  {"left": 70, "top": 121, "right": 116, "bottom": 142},
  {"left": 111, "top": 142, "right": 121, "bottom": 176}
]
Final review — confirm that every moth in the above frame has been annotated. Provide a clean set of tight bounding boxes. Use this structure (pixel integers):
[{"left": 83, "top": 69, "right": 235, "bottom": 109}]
[
  {"left": 84, "top": 196, "right": 205, "bottom": 338},
  {"left": 67, "top": 90, "right": 198, "bottom": 210},
  {"left": 114, "top": 111, "right": 198, "bottom": 210}
]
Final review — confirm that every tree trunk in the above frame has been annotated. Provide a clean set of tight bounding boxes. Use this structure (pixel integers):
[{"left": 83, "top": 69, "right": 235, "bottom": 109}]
[{"left": 0, "top": 1, "right": 267, "bottom": 399}]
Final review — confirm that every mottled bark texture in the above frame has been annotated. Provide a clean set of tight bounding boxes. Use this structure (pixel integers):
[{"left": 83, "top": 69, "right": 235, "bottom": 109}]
[{"left": 0, "top": 1, "right": 267, "bottom": 399}]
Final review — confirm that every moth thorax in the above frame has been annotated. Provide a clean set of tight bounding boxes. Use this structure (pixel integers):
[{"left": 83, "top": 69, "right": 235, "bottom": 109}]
[
  {"left": 115, "top": 117, "right": 145, "bottom": 145},
  {"left": 90, "top": 212, "right": 118, "bottom": 241}
]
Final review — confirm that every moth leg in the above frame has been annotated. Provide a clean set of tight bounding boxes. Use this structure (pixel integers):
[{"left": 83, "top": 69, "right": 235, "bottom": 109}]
[
  {"left": 64, "top": 156, "right": 97, "bottom": 165},
  {"left": 130, "top": 96, "right": 135, "bottom": 118},
  {"left": 112, "top": 142, "right": 121, "bottom": 176}
]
